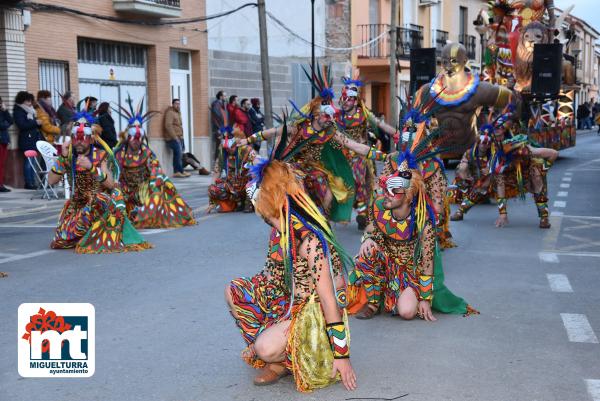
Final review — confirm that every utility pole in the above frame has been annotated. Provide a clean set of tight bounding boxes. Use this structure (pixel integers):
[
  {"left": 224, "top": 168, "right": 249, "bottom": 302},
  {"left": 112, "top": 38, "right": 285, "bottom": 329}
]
[
  {"left": 389, "top": 0, "right": 398, "bottom": 124},
  {"left": 257, "top": 0, "right": 273, "bottom": 130}
]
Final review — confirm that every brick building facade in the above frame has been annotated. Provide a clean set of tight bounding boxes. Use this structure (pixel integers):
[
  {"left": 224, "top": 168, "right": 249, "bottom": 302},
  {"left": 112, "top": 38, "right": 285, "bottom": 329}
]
[{"left": 0, "top": 0, "right": 210, "bottom": 188}]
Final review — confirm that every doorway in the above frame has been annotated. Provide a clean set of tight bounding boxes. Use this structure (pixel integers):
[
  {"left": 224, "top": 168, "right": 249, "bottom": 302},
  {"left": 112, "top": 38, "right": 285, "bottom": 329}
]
[{"left": 170, "top": 50, "right": 192, "bottom": 152}]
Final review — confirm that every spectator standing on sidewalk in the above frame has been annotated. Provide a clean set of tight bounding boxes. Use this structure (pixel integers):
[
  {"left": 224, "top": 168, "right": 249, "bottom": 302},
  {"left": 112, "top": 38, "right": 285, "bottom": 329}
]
[
  {"left": 210, "top": 90, "right": 229, "bottom": 162},
  {"left": 248, "top": 98, "right": 264, "bottom": 151},
  {"left": 57, "top": 91, "right": 75, "bottom": 133},
  {"left": 34, "top": 90, "right": 61, "bottom": 144},
  {"left": 0, "top": 97, "right": 13, "bottom": 192},
  {"left": 164, "top": 99, "right": 189, "bottom": 178},
  {"left": 14, "top": 91, "right": 42, "bottom": 190},
  {"left": 577, "top": 102, "right": 591, "bottom": 130},
  {"left": 97, "top": 102, "right": 118, "bottom": 148}
]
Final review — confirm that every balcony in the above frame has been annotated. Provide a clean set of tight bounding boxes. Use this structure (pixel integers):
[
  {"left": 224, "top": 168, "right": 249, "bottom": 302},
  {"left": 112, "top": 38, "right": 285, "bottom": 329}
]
[
  {"left": 357, "top": 24, "right": 391, "bottom": 58},
  {"left": 396, "top": 25, "right": 424, "bottom": 59},
  {"left": 113, "top": 0, "right": 182, "bottom": 18},
  {"left": 459, "top": 34, "right": 477, "bottom": 60},
  {"left": 432, "top": 29, "right": 449, "bottom": 57}
]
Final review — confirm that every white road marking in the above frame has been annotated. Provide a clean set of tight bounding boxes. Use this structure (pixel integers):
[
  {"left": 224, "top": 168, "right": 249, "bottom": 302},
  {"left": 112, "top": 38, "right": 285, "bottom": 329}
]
[
  {"left": 547, "top": 274, "right": 573, "bottom": 292},
  {"left": 586, "top": 380, "right": 600, "bottom": 401},
  {"left": 0, "top": 250, "right": 55, "bottom": 265},
  {"left": 552, "top": 211, "right": 564, "bottom": 216},
  {"left": 562, "top": 177, "right": 572, "bottom": 182},
  {"left": 560, "top": 314, "right": 599, "bottom": 343},
  {"left": 560, "top": 183, "right": 570, "bottom": 189},
  {"left": 553, "top": 201, "right": 567, "bottom": 208},
  {"left": 557, "top": 191, "right": 568, "bottom": 197},
  {"left": 550, "top": 251, "right": 600, "bottom": 258},
  {"left": 140, "top": 229, "right": 171, "bottom": 235},
  {"left": 542, "top": 216, "right": 562, "bottom": 250},
  {"left": 564, "top": 172, "right": 573, "bottom": 176},
  {"left": 539, "top": 252, "right": 559, "bottom": 263},
  {"left": 554, "top": 214, "right": 600, "bottom": 220},
  {"left": 0, "top": 224, "right": 55, "bottom": 228}
]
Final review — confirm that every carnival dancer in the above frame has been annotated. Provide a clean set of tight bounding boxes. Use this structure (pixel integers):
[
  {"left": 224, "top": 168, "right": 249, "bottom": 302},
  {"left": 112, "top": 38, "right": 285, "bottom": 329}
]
[
  {"left": 208, "top": 127, "right": 256, "bottom": 213},
  {"left": 113, "top": 97, "right": 195, "bottom": 229},
  {"left": 343, "top": 129, "right": 477, "bottom": 319},
  {"left": 336, "top": 69, "right": 398, "bottom": 230},
  {"left": 48, "top": 104, "right": 151, "bottom": 253},
  {"left": 225, "top": 134, "right": 357, "bottom": 392},
  {"left": 239, "top": 65, "right": 359, "bottom": 223},
  {"left": 491, "top": 113, "right": 557, "bottom": 228},
  {"left": 450, "top": 123, "right": 504, "bottom": 224}
]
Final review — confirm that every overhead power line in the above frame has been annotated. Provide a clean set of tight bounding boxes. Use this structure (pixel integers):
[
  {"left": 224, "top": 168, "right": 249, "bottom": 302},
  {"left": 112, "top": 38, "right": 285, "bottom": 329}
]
[{"left": 15, "top": 1, "right": 258, "bottom": 26}]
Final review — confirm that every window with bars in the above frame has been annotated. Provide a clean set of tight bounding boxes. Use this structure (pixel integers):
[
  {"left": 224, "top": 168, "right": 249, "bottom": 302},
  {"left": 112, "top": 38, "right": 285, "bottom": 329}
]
[
  {"left": 38, "top": 59, "right": 70, "bottom": 109},
  {"left": 77, "top": 38, "right": 147, "bottom": 67}
]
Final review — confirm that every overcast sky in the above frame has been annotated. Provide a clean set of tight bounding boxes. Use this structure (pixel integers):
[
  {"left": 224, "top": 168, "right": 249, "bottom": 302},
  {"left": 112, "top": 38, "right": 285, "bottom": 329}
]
[{"left": 554, "top": 0, "right": 600, "bottom": 33}]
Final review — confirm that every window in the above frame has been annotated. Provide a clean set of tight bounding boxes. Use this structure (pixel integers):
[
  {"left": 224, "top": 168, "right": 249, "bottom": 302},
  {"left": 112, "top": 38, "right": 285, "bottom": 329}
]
[
  {"left": 170, "top": 50, "right": 190, "bottom": 70},
  {"left": 38, "top": 60, "right": 70, "bottom": 109},
  {"left": 459, "top": 7, "right": 468, "bottom": 38},
  {"left": 292, "top": 63, "right": 311, "bottom": 108},
  {"left": 78, "top": 38, "right": 146, "bottom": 67}
]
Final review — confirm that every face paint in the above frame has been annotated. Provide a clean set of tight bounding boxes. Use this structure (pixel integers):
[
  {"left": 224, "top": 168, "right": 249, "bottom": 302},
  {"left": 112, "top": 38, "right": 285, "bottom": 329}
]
[
  {"left": 71, "top": 123, "right": 92, "bottom": 141},
  {"left": 127, "top": 125, "right": 144, "bottom": 141},
  {"left": 246, "top": 182, "right": 259, "bottom": 206}
]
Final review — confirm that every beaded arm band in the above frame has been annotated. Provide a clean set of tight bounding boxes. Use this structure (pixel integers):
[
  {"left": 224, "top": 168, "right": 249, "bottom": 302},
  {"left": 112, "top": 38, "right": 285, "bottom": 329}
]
[
  {"left": 326, "top": 321, "right": 349, "bottom": 359},
  {"left": 247, "top": 131, "right": 265, "bottom": 145},
  {"left": 497, "top": 197, "right": 507, "bottom": 215},
  {"left": 91, "top": 167, "right": 107, "bottom": 183},
  {"left": 366, "top": 146, "right": 387, "bottom": 162},
  {"left": 51, "top": 156, "right": 68, "bottom": 175},
  {"left": 360, "top": 231, "right": 375, "bottom": 243},
  {"left": 418, "top": 275, "right": 433, "bottom": 303}
]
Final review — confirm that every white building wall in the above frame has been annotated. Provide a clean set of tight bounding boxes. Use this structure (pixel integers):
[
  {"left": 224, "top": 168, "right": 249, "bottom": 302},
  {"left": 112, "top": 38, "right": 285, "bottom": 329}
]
[{"left": 206, "top": 0, "right": 327, "bottom": 57}]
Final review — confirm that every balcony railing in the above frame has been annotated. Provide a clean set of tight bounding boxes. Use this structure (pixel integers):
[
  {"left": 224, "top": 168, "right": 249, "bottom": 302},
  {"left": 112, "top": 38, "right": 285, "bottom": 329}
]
[
  {"left": 459, "top": 34, "right": 477, "bottom": 60},
  {"left": 396, "top": 25, "right": 424, "bottom": 59},
  {"left": 432, "top": 29, "right": 449, "bottom": 57},
  {"left": 113, "top": 0, "right": 182, "bottom": 18},
  {"left": 357, "top": 24, "right": 391, "bottom": 58},
  {"left": 357, "top": 24, "right": 424, "bottom": 59}
]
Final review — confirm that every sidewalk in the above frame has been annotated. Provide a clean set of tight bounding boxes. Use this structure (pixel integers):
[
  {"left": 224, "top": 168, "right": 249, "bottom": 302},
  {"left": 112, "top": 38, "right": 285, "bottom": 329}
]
[{"left": 0, "top": 171, "right": 212, "bottom": 219}]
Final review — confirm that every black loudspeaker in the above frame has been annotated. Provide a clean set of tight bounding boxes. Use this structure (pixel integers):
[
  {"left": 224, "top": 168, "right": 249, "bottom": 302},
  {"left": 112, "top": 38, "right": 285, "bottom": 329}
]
[
  {"left": 532, "top": 43, "right": 563, "bottom": 97},
  {"left": 410, "top": 48, "right": 436, "bottom": 94}
]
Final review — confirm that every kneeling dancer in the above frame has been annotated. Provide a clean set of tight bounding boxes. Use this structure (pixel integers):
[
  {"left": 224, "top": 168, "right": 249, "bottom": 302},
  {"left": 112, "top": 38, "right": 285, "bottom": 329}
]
[
  {"left": 114, "top": 97, "right": 196, "bottom": 228},
  {"left": 225, "top": 150, "right": 357, "bottom": 392},
  {"left": 48, "top": 106, "right": 150, "bottom": 253}
]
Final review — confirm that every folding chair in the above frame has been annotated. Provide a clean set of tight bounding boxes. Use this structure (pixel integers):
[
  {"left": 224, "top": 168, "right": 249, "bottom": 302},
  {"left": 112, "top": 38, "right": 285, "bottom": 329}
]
[{"left": 26, "top": 142, "right": 58, "bottom": 200}]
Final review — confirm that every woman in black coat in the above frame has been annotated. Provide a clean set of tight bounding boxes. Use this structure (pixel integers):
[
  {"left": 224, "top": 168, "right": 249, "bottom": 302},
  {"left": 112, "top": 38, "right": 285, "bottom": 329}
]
[
  {"left": 97, "top": 102, "right": 118, "bottom": 149},
  {"left": 13, "top": 91, "right": 42, "bottom": 189}
]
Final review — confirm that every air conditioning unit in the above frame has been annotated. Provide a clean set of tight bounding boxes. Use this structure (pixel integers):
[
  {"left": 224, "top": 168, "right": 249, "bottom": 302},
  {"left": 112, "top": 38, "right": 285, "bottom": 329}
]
[{"left": 419, "top": 0, "right": 440, "bottom": 6}]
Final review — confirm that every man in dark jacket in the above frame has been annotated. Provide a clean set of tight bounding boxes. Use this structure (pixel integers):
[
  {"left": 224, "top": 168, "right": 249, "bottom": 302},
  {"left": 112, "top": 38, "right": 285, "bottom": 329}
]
[
  {"left": 14, "top": 91, "right": 42, "bottom": 189},
  {"left": 0, "top": 97, "right": 13, "bottom": 192},
  {"left": 97, "top": 102, "right": 118, "bottom": 148},
  {"left": 210, "top": 90, "right": 229, "bottom": 161},
  {"left": 248, "top": 98, "right": 264, "bottom": 152}
]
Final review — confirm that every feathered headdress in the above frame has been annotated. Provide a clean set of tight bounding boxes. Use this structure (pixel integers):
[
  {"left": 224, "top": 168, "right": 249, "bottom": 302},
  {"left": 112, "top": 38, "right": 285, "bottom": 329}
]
[
  {"left": 288, "top": 63, "right": 338, "bottom": 125},
  {"left": 341, "top": 62, "right": 364, "bottom": 99},
  {"left": 245, "top": 116, "right": 352, "bottom": 316},
  {"left": 67, "top": 98, "right": 119, "bottom": 187},
  {"left": 112, "top": 94, "right": 160, "bottom": 141}
]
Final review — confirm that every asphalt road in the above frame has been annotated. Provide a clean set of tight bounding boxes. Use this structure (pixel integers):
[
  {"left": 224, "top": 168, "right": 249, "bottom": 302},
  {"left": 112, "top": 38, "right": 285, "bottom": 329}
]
[{"left": 1, "top": 132, "right": 599, "bottom": 401}]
